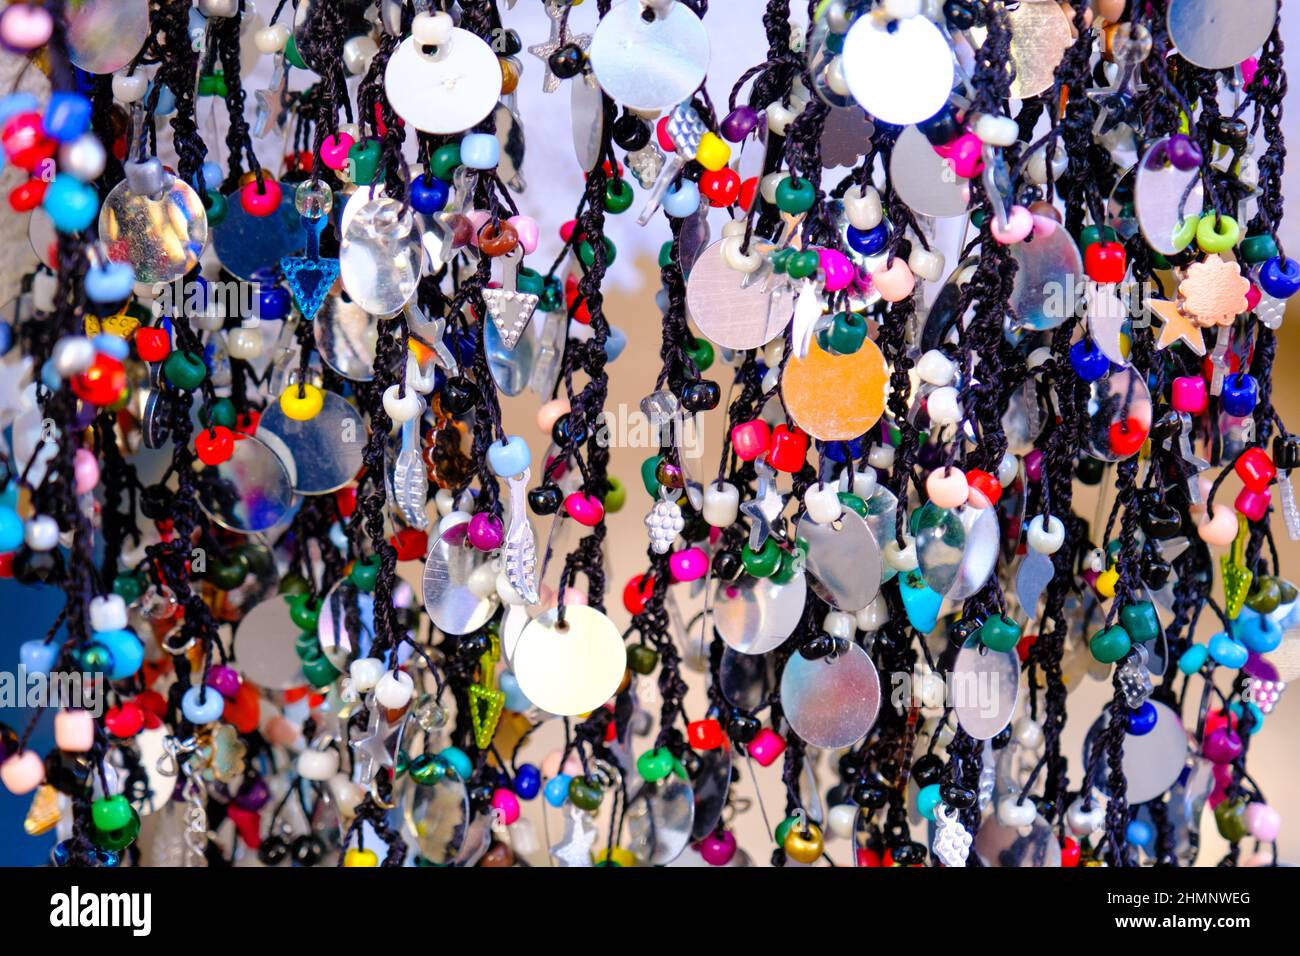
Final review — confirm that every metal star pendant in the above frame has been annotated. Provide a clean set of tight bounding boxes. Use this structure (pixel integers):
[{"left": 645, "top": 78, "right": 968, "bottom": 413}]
[
  {"left": 549, "top": 806, "right": 597, "bottom": 867},
  {"left": 1149, "top": 298, "right": 1206, "bottom": 355},
  {"left": 740, "top": 459, "right": 787, "bottom": 551},
  {"left": 350, "top": 700, "right": 406, "bottom": 786},
  {"left": 253, "top": 56, "right": 292, "bottom": 139},
  {"left": 528, "top": 2, "right": 591, "bottom": 93}
]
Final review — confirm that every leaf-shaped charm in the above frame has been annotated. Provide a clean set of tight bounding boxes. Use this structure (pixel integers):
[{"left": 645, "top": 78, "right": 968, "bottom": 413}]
[{"left": 503, "top": 470, "right": 539, "bottom": 603}]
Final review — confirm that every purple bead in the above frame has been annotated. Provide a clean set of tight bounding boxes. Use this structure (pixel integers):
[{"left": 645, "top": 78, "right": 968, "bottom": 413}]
[
  {"left": 235, "top": 777, "right": 271, "bottom": 811},
  {"left": 1024, "top": 449, "right": 1044, "bottom": 483},
  {"left": 1166, "top": 134, "right": 1202, "bottom": 172},
  {"left": 467, "top": 512, "right": 503, "bottom": 551},
  {"left": 1202, "top": 727, "right": 1244, "bottom": 764},
  {"left": 206, "top": 664, "right": 241, "bottom": 699},
  {"left": 720, "top": 107, "right": 759, "bottom": 143}
]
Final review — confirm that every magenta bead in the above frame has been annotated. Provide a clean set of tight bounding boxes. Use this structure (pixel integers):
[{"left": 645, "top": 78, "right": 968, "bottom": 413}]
[
  {"left": 235, "top": 777, "right": 271, "bottom": 811},
  {"left": 318, "top": 132, "right": 355, "bottom": 171},
  {"left": 697, "top": 830, "right": 737, "bottom": 865},
  {"left": 240, "top": 178, "right": 282, "bottom": 216},
  {"left": 565, "top": 492, "right": 605, "bottom": 527},
  {"left": 1023, "top": 449, "right": 1044, "bottom": 483},
  {"left": 1241, "top": 57, "right": 1259, "bottom": 88},
  {"left": 669, "top": 546, "right": 708, "bottom": 582},
  {"left": 819, "top": 248, "right": 854, "bottom": 292},
  {"left": 206, "top": 664, "right": 241, "bottom": 700},
  {"left": 73, "top": 448, "right": 100, "bottom": 495},
  {"left": 1213, "top": 762, "right": 1235, "bottom": 789},
  {"left": 1170, "top": 375, "right": 1207, "bottom": 414},
  {"left": 730, "top": 419, "right": 770, "bottom": 462},
  {"left": 1245, "top": 802, "right": 1281, "bottom": 841},
  {"left": 1202, "top": 727, "right": 1244, "bottom": 764},
  {"left": 748, "top": 727, "right": 786, "bottom": 767},
  {"left": 1246, "top": 282, "right": 1262, "bottom": 310},
  {"left": 491, "top": 787, "right": 521, "bottom": 825},
  {"left": 1235, "top": 486, "right": 1271, "bottom": 522},
  {"left": 467, "top": 512, "right": 504, "bottom": 550},
  {"left": 945, "top": 133, "right": 984, "bottom": 179}
]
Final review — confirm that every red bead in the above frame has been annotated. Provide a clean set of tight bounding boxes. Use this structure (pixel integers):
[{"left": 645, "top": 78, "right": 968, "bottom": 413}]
[
  {"left": 135, "top": 691, "right": 167, "bottom": 725},
  {"left": 0, "top": 552, "right": 13, "bottom": 577},
  {"left": 738, "top": 176, "right": 759, "bottom": 212},
  {"left": 8, "top": 177, "right": 46, "bottom": 212},
  {"left": 699, "top": 167, "right": 741, "bottom": 207},
  {"left": 1235, "top": 446, "right": 1277, "bottom": 492},
  {"left": 71, "top": 355, "right": 126, "bottom": 406},
  {"left": 623, "top": 574, "right": 655, "bottom": 615},
  {"left": 134, "top": 327, "right": 171, "bottom": 363},
  {"left": 391, "top": 528, "right": 428, "bottom": 561},
  {"left": 1108, "top": 416, "right": 1148, "bottom": 457},
  {"left": 335, "top": 486, "right": 357, "bottom": 518},
  {"left": 240, "top": 177, "right": 282, "bottom": 216},
  {"left": 1084, "top": 240, "right": 1126, "bottom": 283},
  {"left": 195, "top": 426, "right": 235, "bottom": 466},
  {"left": 730, "top": 419, "right": 771, "bottom": 462},
  {"left": 227, "top": 804, "right": 263, "bottom": 849},
  {"left": 687, "top": 718, "right": 724, "bottom": 750},
  {"left": 856, "top": 847, "right": 882, "bottom": 867},
  {"left": 2, "top": 112, "right": 56, "bottom": 171},
  {"left": 104, "top": 701, "right": 145, "bottom": 738},
  {"left": 965, "top": 468, "right": 1001, "bottom": 506},
  {"left": 559, "top": 220, "right": 578, "bottom": 243},
  {"left": 1060, "top": 837, "right": 1081, "bottom": 867},
  {"left": 655, "top": 115, "right": 675, "bottom": 152},
  {"left": 235, "top": 410, "right": 260, "bottom": 435},
  {"left": 767, "top": 424, "right": 809, "bottom": 473}
]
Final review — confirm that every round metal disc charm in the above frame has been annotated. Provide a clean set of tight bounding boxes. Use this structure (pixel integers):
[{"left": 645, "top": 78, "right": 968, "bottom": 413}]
[
  {"left": 315, "top": 296, "right": 379, "bottom": 382},
  {"left": 719, "top": 646, "right": 779, "bottom": 709},
  {"left": 795, "top": 509, "right": 882, "bottom": 611},
  {"left": 212, "top": 189, "right": 305, "bottom": 282},
  {"left": 689, "top": 746, "right": 732, "bottom": 841},
  {"left": 1167, "top": 0, "right": 1276, "bottom": 69},
  {"left": 808, "top": 12, "right": 854, "bottom": 109},
  {"left": 339, "top": 197, "right": 421, "bottom": 316},
  {"left": 975, "top": 813, "right": 1061, "bottom": 867},
  {"left": 952, "top": 638, "right": 1020, "bottom": 740},
  {"left": 780, "top": 641, "right": 881, "bottom": 749},
  {"left": 782, "top": 337, "right": 888, "bottom": 441},
  {"left": 401, "top": 774, "right": 471, "bottom": 864},
  {"left": 1004, "top": 1, "right": 1071, "bottom": 100},
  {"left": 67, "top": 0, "right": 149, "bottom": 74},
  {"left": 891, "top": 124, "right": 969, "bottom": 218},
  {"left": 626, "top": 776, "right": 696, "bottom": 865},
  {"left": 571, "top": 74, "right": 605, "bottom": 173},
  {"left": 713, "top": 572, "right": 807, "bottom": 655},
  {"left": 589, "top": 0, "right": 709, "bottom": 113},
  {"left": 385, "top": 29, "right": 503, "bottom": 134},
  {"left": 1136, "top": 137, "right": 1204, "bottom": 255},
  {"left": 1010, "top": 222, "right": 1083, "bottom": 331},
  {"left": 1085, "top": 366, "right": 1153, "bottom": 461},
  {"left": 685, "top": 240, "right": 794, "bottom": 350},
  {"left": 511, "top": 605, "right": 626, "bottom": 716},
  {"left": 422, "top": 523, "right": 499, "bottom": 635},
  {"left": 317, "top": 578, "right": 417, "bottom": 667},
  {"left": 842, "top": 14, "right": 953, "bottom": 126},
  {"left": 1084, "top": 700, "right": 1189, "bottom": 804},
  {"left": 234, "top": 597, "right": 304, "bottom": 689},
  {"left": 199, "top": 434, "right": 297, "bottom": 533},
  {"left": 258, "top": 390, "right": 366, "bottom": 495},
  {"left": 915, "top": 502, "right": 999, "bottom": 601},
  {"left": 99, "top": 177, "right": 208, "bottom": 284}
]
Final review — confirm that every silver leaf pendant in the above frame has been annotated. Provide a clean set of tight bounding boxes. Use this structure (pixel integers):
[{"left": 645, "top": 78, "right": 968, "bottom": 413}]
[{"left": 504, "top": 470, "right": 539, "bottom": 603}]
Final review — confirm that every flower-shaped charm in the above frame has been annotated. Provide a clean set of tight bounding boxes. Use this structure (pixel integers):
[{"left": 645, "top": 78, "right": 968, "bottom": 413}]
[{"left": 1179, "top": 254, "right": 1251, "bottom": 328}]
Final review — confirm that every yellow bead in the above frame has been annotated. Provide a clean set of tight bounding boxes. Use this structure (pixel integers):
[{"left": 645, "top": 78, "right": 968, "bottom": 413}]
[
  {"left": 1096, "top": 567, "right": 1120, "bottom": 599},
  {"left": 343, "top": 848, "right": 378, "bottom": 867},
  {"left": 1196, "top": 212, "right": 1240, "bottom": 254},
  {"left": 695, "top": 132, "right": 731, "bottom": 173},
  {"left": 783, "top": 821, "right": 824, "bottom": 864},
  {"left": 594, "top": 846, "right": 636, "bottom": 867},
  {"left": 279, "top": 383, "right": 324, "bottom": 421}
]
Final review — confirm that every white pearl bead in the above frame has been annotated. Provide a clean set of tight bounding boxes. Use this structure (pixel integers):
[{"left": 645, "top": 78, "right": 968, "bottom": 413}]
[
  {"left": 867, "top": 443, "right": 895, "bottom": 470},
  {"left": 826, "top": 0, "right": 852, "bottom": 32},
  {"left": 297, "top": 747, "right": 339, "bottom": 781},
  {"left": 24, "top": 515, "right": 59, "bottom": 552},
  {"left": 849, "top": 467, "right": 877, "bottom": 499},
  {"left": 90, "top": 594, "right": 128, "bottom": 632},
  {"left": 702, "top": 481, "right": 739, "bottom": 527},
  {"left": 720, "top": 236, "right": 763, "bottom": 274},
  {"left": 926, "top": 385, "right": 962, "bottom": 426},
  {"left": 760, "top": 365, "right": 780, "bottom": 394},
  {"left": 226, "top": 326, "right": 262, "bottom": 360},
  {"left": 826, "top": 56, "right": 851, "bottom": 97},
  {"left": 496, "top": 571, "right": 527, "bottom": 606},
  {"left": 884, "top": 536, "right": 918, "bottom": 572},
  {"left": 1027, "top": 514, "right": 1066, "bottom": 554},
  {"left": 412, "top": 11, "right": 453, "bottom": 46},
  {"left": 996, "top": 452, "right": 1019, "bottom": 487},
  {"left": 112, "top": 73, "right": 148, "bottom": 103},
  {"left": 907, "top": 247, "right": 945, "bottom": 282},
  {"left": 843, "top": 184, "right": 883, "bottom": 231},
  {"left": 974, "top": 113, "right": 1018, "bottom": 147},
  {"left": 823, "top": 610, "right": 855, "bottom": 639},
  {"left": 998, "top": 796, "right": 1036, "bottom": 828},
  {"left": 52, "top": 337, "right": 95, "bottom": 378},
  {"left": 1013, "top": 716, "right": 1044, "bottom": 750},
  {"left": 328, "top": 774, "right": 364, "bottom": 816},
  {"left": 884, "top": 0, "right": 923, "bottom": 18},
  {"left": 915, "top": 349, "right": 956, "bottom": 386},
  {"left": 762, "top": 339, "right": 785, "bottom": 369},
  {"left": 765, "top": 101, "right": 799, "bottom": 138},
  {"left": 199, "top": 0, "right": 239, "bottom": 17},
  {"left": 434, "top": 488, "right": 457, "bottom": 517},
  {"left": 374, "top": 669, "right": 414, "bottom": 709},
  {"left": 59, "top": 134, "right": 106, "bottom": 183},
  {"left": 349, "top": 657, "right": 385, "bottom": 693},
  {"left": 1066, "top": 797, "right": 1104, "bottom": 836},
  {"left": 804, "top": 484, "right": 843, "bottom": 524},
  {"left": 468, "top": 561, "right": 499, "bottom": 599},
  {"left": 855, "top": 595, "right": 890, "bottom": 631},
  {"left": 828, "top": 803, "right": 858, "bottom": 840},
  {"left": 1026, "top": 145, "right": 1068, "bottom": 185},
  {"left": 383, "top": 383, "right": 423, "bottom": 423},
  {"left": 1027, "top": 346, "right": 1054, "bottom": 369},
  {"left": 343, "top": 35, "right": 378, "bottom": 75}
]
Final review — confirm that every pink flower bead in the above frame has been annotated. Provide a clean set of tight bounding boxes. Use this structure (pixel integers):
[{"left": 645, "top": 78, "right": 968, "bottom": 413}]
[
  {"left": 819, "top": 248, "right": 854, "bottom": 292},
  {"left": 319, "top": 132, "right": 355, "bottom": 171},
  {"left": 467, "top": 511, "right": 504, "bottom": 550},
  {"left": 1245, "top": 802, "right": 1281, "bottom": 842},
  {"left": 73, "top": 447, "right": 99, "bottom": 495},
  {"left": 669, "top": 546, "right": 708, "bottom": 582},
  {"left": 1235, "top": 486, "right": 1271, "bottom": 522},
  {"left": 240, "top": 178, "right": 282, "bottom": 217},
  {"left": 749, "top": 727, "right": 786, "bottom": 767},
  {"left": 871, "top": 258, "right": 915, "bottom": 302},
  {"left": 564, "top": 492, "right": 605, "bottom": 527},
  {"left": 54, "top": 710, "right": 95, "bottom": 752},
  {"left": 697, "top": 830, "right": 737, "bottom": 866},
  {"left": 491, "top": 787, "right": 521, "bottom": 825},
  {"left": 1171, "top": 375, "right": 1207, "bottom": 414}
]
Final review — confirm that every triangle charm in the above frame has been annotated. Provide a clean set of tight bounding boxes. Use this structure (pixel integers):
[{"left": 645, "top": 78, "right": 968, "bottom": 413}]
[
  {"left": 482, "top": 287, "right": 539, "bottom": 351},
  {"left": 280, "top": 256, "right": 340, "bottom": 322},
  {"left": 468, "top": 683, "right": 505, "bottom": 750}
]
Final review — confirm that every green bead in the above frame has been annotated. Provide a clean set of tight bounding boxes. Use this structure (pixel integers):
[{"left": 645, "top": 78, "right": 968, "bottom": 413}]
[
  {"left": 684, "top": 336, "right": 714, "bottom": 371},
  {"left": 742, "top": 538, "right": 782, "bottom": 577},
  {"left": 1078, "top": 224, "right": 1117, "bottom": 252},
  {"left": 568, "top": 776, "right": 604, "bottom": 811},
  {"left": 837, "top": 492, "right": 868, "bottom": 518},
  {"left": 91, "top": 804, "right": 140, "bottom": 851},
  {"left": 302, "top": 654, "right": 340, "bottom": 688},
  {"left": 289, "top": 596, "right": 321, "bottom": 632},
  {"left": 1075, "top": 456, "right": 1105, "bottom": 484},
  {"left": 770, "top": 247, "right": 793, "bottom": 274},
  {"left": 203, "top": 397, "right": 237, "bottom": 429},
  {"left": 163, "top": 350, "right": 207, "bottom": 389},
  {"left": 112, "top": 572, "right": 146, "bottom": 604},
  {"left": 604, "top": 177, "right": 634, "bottom": 213},
  {"left": 1170, "top": 214, "right": 1197, "bottom": 252},
  {"left": 539, "top": 277, "right": 565, "bottom": 312},
  {"left": 578, "top": 236, "right": 616, "bottom": 268},
  {"left": 787, "top": 249, "right": 819, "bottom": 279},
  {"left": 627, "top": 643, "right": 659, "bottom": 675},
  {"left": 774, "top": 815, "right": 798, "bottom": 846},
  {"left": 774, "top": 175, "right": 816, "bottom": 214},
  {"left": 348, "top": 139, "right": 382, "bottom": 185},
  {"left": 603, "top": 476, "right": 626, "bottom": 514},
  {"left": 978, "top": 614, "right": 1022, "bottom": 653},
  {"left": 1196, "top": 212, "right": 1240, "bottom": 253},
  {"left": 824, "top": 311, "right": 867, "bottom": 355},
  {"left": 516, "top": 266, "right": 545, "bottom": 297},
  {"left": 971, "top": 208, "right": 987, "bottom": 228},
  {"left": 198, "top": 73, "right": 227, "bottom": 97},
  {"left": 409, "top": 753, "right": 447, "bottom": 786},
  {"left": 1119, "top": 601, "right": 1160, "bottom": 643},
  {"left": 770, "top": 548, "right": 799, "bottom": 584},
  {"left": 279, "top": 573, "right": 311, "bottom": 597},
  {"left": 284, "top": 34, "right": 308, "bottom": 69},
  {"left": 658, "top": 241, "right": 675, "bottom": 269},
  {"left": 204, "top": 189, "right": 228, "bottom": 227},
  {"left": 636, "top": 747, "right": 674, "bottom": 782},
  {"left": 208, "top": 553, "right": 249, "bottom": 591},
  {"left": 430, "top": 143, "right": 462, "bottom": 181},
  {"left": 640, "top": 455, "right": 663, "bottom": 497},
  {"left": 1089, "top": 625, "right": 1132, "bottom": 664},
  {"left": 1240, "top": 233, "right": 1279, "bottom": 264},
  {"left": 79, "top": 644, "right": 111, "bottom": 673},
  {"left": 350, "top": 555, "right": 380, "bottom": 592},
  {"left": 1214, "top": 799, "right": 1249, "bottom": 842},
  {"left": 92, "top": 794, "right": 133, "bottom": 832},
  {"left": 294, "top": 631, "right": 322, "bottom": 661}
]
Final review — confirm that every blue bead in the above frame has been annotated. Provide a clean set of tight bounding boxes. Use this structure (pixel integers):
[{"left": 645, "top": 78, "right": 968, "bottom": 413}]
[
  {"left": 329, "top": 522, "right": 349, "bottom": 551},
  {"left": 1220, "top": 372, "right": 1258, "bottom": 417},
  {"left": 439, "top": 746, "right": 473, "bottom": 781},
  {"left": 0, "top": 321, "right": 10, "bottom": 355},
  {"left": 1069, "top": 338, "right": 1109, "bottom": 381},
  {"left": 96, "top": 628, "right": 144, "bottom": 680},
  {"left": 604, "top": 325, "right": 627, "bottom": 363},
  {"left": 846, "top": 223, "right": 888, "bottom": 256},
  {"left": 487, "top": 435, "right": 531, "bottom": 477},
  {"left": 1125, "top": 819, "right": 1154, "bottom": 848},
  {"left": 409, "top": 174, "right": 450, "bottom": 214},
  {"left": 1237, "top": 615, "right": 1282, "bottom": 653},
  {"left": 256, "top": 283, "right": 291, "bottom": 321},
  {"left": 1127, "top": 701, "right": 1157, "bottom": 735},
  {"left": 52, "top": 840, "right": 71, "bottom": 867},
  {"left": 0, "top": 504, "right": 22, "bottom": 551},
  {"left": 1228, "top": 701, "right": 1264, "bottom": 736},
  {"left": 662, "top": 180, "right": 701, "bottom": 219},
  {"left": 514, "top": 764, "right": 542, "bottom": 800},
  {"left": 43, "top": 175, "right": 99, "bottom": 232},
  {"left": 41, "top": 359, "right": 62, "bottom": 391},
  {"left": 1259, "top": 256, "right": 1300, "bottom": 299},
  {"left": 20, "top": 639, "right": 60, "bottom": 676},
  {"left": 181, "top": 685, "right": 225, "bottom": 724},
  {"left": 84, "top": 261, "right": 136, "bottom": 303},
  {"left": 544, "top": 774, "right": 572, "bottom": 807},
  {"left": 1178, "top": 643, "right": 1209, "bottom": 675},
  {"left": 201, "top": 161, "right": 224, "bottom": 192},
  {"left": 916, "top": 783, "right": 942, "bottom": 820},
  {"left": 1208, "top": 630, "right": 1249, "bottom": 669},
  {"left": 93, "top": 334, "right": 129, "bottom": 362},
  {"left": 43, "top": 92, "right": 92, "bottom": 142},
  {"left": 499, "top": 669, "right": 531, "bottom": 711},
  {"left": 0, "top": 92, "right": 39, "bottom": 127},
  {"left": 459, "top": 132, "right": 500, "bottom": 170},
  {"left": 152, "top": 83, "right": 176, "bottom": 116},
  {"left": 898, "top": 569, "right": 942, "bottom": 633}
]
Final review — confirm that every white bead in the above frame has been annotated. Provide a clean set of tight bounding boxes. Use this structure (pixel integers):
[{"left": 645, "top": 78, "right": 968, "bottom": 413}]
[
  {"left": 761, "top": 365, "right": 780, "bottom": 394},
  {"left": 1027, "top": 346, "right": 1054, "bottom": 370},
  {"left": 383, "top": 383, "right": 423, "bottom": 423},
  {"left": 974, "top": 113, "right": 1018, "bottom": 147},
  {"left": 297, "top": 747, "right": 339, "bottom": 781},
  {"left": 1013, "top": 717, "right": 1044, "bottom": 750},
  {"left": 996, "top": 452, "right": 1019, "bottom": 487},
  {"left": 52, "top": 337, "right": 95, "bottom": 378},
  {"left": 826, "top": 56, "right": 851, "bottom": 97},
  {"left": 856, "top": 595, "right": 890, "bottom": 631},
  {"left": 1066, "top": 797, "right": 1105, "bottom": 836},
  {"left": 112, "top": 73, "right": 148, "bottom": 103},
  {"left": 849, "top": 468, "right": 877, "bottom": 499},
  {"left": 328, "top": 774, "right": 364, "bottom": 815},
  {"left": 1027, "top": 514, "right": 1066, "bottom": 554},
  {"left": 998, "top": 796, "right": 1036, "bottom": 828},
  {"left": 762, "top": 339, "right": 785, "bottom": 369},
  {"left": 867, "top": 443, "right": 895, "bottom": 470},
  {"left": 199, "top": 0, "right": 239, "bottom": 17},
  {"left": 884, "top": 536, "right": 918, "bottom": 572},
  {"left": 702, "top": 481, "right": 739, "bottom": 527},
  {"left": 90, "top": 594, "right": 128, "bottom": 632},
  {"left": 24, "top": 515, "right": 59, "bottom": 551},
  {"left": 374, "top": 669, "right": 414, "bottom": 709},
  {"left": 468, "top": 561, "right": 499, "bottom": 599},
  {"left": 226, "top": 326, "right": 262, "bottom": 360},
  {"left": 434, "top": 488, "right": 457, "bottom": 517},
  {"left": 884, "top": 0, "right": 923, "bottom": 18},
  {"left": 59, "top": 134, "right": 106, "bottom": 182},
  {"left": 843, "top": 184, "right": 883, "bottom": 231},
  {"left": 765, "top": 100, "right": 800, "bottom": 137},
  {"left": 720, "top": 236, "right": 763, "bottom": 274},
  {"left": 926, "top": 385, "right": 962, "bottom": 426},
  {"left": 1083, "top": 547, "right": 1107, "bottom": 573},
  {"left": 496, "top": 571, "right": 527, "bottom": 606},
  {"left": 32, "top": 272, "right": 57, "bottom": 312},
  {"left": 412, "top": 11, "right": 453, "bottom": 45},
  {"left": 823, "top": 610, "right": 855, "bottom": 639},
  {"left": 343, "top": 35, "right": 378, "bottom": 75},
  {"left": 828, "top": 803, "right": 858, "bottom": 840},
  {"left": 804, "top": 484, "right": 843, "bottom": 524},
  {"left": 926, "top": 467, "right": 969, "bottom": 509},
  {"left": 907, "top": 247, "right": 945, "bottom": 282},
  {"left": 826, "top": 0, "right": 852, "bottom": 32},
  {"left": 720, "top": 219, "right": 748, "bottom": 239},
  {"left": 1026, "top": 145, "right": 1068, "bottom": 185},
  {"left": 919, "top": 671, "right": 946, "bottom": 715},
  {"left": 915, "top": 348, "right": 956, "bottom": 386},
  {"left": 349, "top": 657, "right": 385, "bottom": 693}
]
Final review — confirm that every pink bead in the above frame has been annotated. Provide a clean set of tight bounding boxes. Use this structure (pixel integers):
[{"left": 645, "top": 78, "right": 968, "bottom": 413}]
[
  {"left": 0, "top": 750, "right": 45, "bottom": 794},
  {"left": 819, "top": 248, "right": 854, "bottom": 292},
  {"left": 467, "top": 511, "right": 504, "bottom": 550},
  {"left": 509, "top": 215, "right": 539, "bottom": 255},
  {"left": 1206, "top": 710, "right": 1238, "bottom": 739},
  {"left": 871, "top": 258, "right": 915, "bottom": 302},
  {"left": 1198, "top": 504, "right": 1238, "bottom": 546},
  {"left": 1241, "top": 57, "right": 1259, "bottom": 88},
  {"left": 926, "top": 467, "right": 969, "bottom": 509},
  {"left": 669, "top": 546, "right": 708, "bottom": 582},
  {"left": 0, "top": 4, "right": 53, "bottom": 51},
  {"left": 1208, "top": 785, "right": 1226, "bottom": 810},
  {"left": 1245, "top": 802, "right": 1281, "bottom": 842},
  {"left": 730, "top": 419, "right": 771, "bottom": 462},
  {"left": 73, "top": 448, "right": 99, "bottom": 495},
  {"left": 536, "top": 397, "right": 569, "bottom": 433},
  {"left": 1031, "top": 214, "right": 1059, "bottom": 238},
  {"left": 1202, "top": 727, "right": 1243, "bottom": 764},
  {"left": 464, "top": 208, "right": 490, "bottom": 245},
  {"left": 945, "top": 133, "right": 984, "bottom": 179},
  {"left": 319, "top": 132, "right": 355, "bottom": 171},
  {"left": 265, "top": 716, "right": 301, "bottom": 747},
  {"left": 54, "top": 710, "right": 95, "bottom": 752},
  {"left": 564, "top": 492, "right": 604, "bottom": 527},
  {"left": 240, "top": 178, "right": 282, "bottom": 217},
  {"left": 697, "top": 830, "right": 737, "bottom": 866},
  {"left": 1235, "top": 486, "right": 1271, "bottom": 522},
  {"left": 491, "top": 787, "right": 521, "bottom": 825},
  {"left": 1171, "top": 375, "right": 1207, "bottom": 414},
  {"left": 1246, "top": 282, "right": 1262, "bottom": 310},
  {"left": 990, "top": 205, "right": 1033, "bottom": 244},
  {"left": 1023, "top": 449, "right": 1044, "bottom": 483},
  {"left": 748, "top": 727, "right": 786, "bottom": 767}
]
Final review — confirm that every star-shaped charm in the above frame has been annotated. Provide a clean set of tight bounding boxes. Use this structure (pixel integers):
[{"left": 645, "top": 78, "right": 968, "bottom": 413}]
[
  {"left": 350, "top": 700, "right": 406, "bottom": 786},
  {"left": 1149, "top": 298, "right": 1206, "bottom": 355},
  {"left": 253, "top": 56, "right": 292, "bottom": 139},
  {"left": 549, "top": 806, "right": 597, "bottom": 867},
  {"left": 404, "top": 302, "right": 458, "bottom": 375},
  {"left": 528, "top": 2, "right": 591, "bottom": 93},
  {"left": 740, "top": 459, "right": 787, "bottom": 551}
]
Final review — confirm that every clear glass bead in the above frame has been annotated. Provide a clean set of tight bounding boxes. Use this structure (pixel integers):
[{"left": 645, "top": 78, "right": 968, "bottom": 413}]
[{"left": 294, "top": 180, "right": 334, "bottom": 219}]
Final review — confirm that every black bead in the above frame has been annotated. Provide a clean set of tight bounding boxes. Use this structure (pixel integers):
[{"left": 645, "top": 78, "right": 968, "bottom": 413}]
[
  {"left": 1274, "top": 434, "right": 1300, "bottom": 471},
  {"left": 918, "top": 104, "right": 962, "bottom": 146},
  {"left": 440, "top": 376, "right": 479, "bottom": 415},
  {"left": 727, "top": 713, "right": 760, "bottom": 744},
  {"left": 551, "top": 413, "right": 587, "bottom": 446},
  {"left": 854, "top": 782, "right": 889, "bottom": 809},
  {"left": 712, "top": 548, "right": 743, "bottom": 581},
  {"left": 548, "top": 43, "right": 584, "bottom": 80},
  {"left": 290, "top": 834, "right": 324, "bottom": 866},
  {"left": 890, "top": 840, "right": 926, "bottom": 865},
  {"left": 940, "top": 783, "right": 977, "bottom": 808},
  {"left": 1142, "top": 553, "right": 1172, "bottom": 590},
  {"left": 912, "top": 753, "right": 944, "bottom": 787},
  {"left": 258, "top": 835, "right": 290, "bottom": 866},
  {"left": 44, "top": 751, "right": 93, "bottom": 794},
  {"left": 799, "top": 633, "right": 836, "bottom": 660},
  {"left": 12, "top": 547, "right": 62, "bottom": 585},
  {"left": 613, "top": 113, "right": 650, "bottom": 152},
  {"left": 1213, "top": 116, "right": 1249, "bottom": 149},
  {"left": 991, "top": 725, "right": 1013, "bottom": 749},
  {"left": 1148, "top": 409, "right": 1182, "bottom": 443},
  {"left": 1140, "top": 497, "right": 1183, "bottom": 540},
  {"left": 469, "top": 783, "right": 496, "bottom": 812},
  {"left": 681, "top": 379, "right": 721, "bottom": 412},
  {"left": 1075, "top": 456, "right": 1105, "bottom": 485},
  {"left": 942, "top": 0, "right": 976, "bottom": 30},
  {"left": 140, "top": 484, "right": 175, "bottom": 520},
  {"left": 495, "top": 28, "right": 522, "bottom": 56},
  {"left": 459, "top": 631, "right": 492, "bottom": 660},
  {"left": 528, "top": 483, "right": 563, "bottom": 516}
]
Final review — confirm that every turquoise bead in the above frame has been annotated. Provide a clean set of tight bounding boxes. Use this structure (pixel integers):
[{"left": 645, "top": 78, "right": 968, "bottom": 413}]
[
  {"left": 1178, "top": 643, "right": 1209, "bottom": 675},
  {"left": 19, "top": 639, "right": 59, "bottom": 675},
  {"left": 499, "top": 670, "right": 532, "bottom": 712},
  {"left": 1228, "top": 701, "right": 1264, "bottom": 736},
  {"left": 898, "top": 569, "right": 942, "bottom": 633},
  {"left": 662, "top": 180, "right": 701, "bottom": 218},
  {"left": 916, "top": 783, "right": 942, "bottom": 821},
  {"left": 0, "top": 504, "right": 22, "bottom": 551},
  {"left": 439, "top": 746, "right": 473, "bottom": 781},
  {"left": 487, "top": 435, "right": 531, "bottom": 477},
  {"left": 544, "top": 774, "right": 572, "bottom": 807},
  {"left": 1208, "top": 631, "right": 1248, "bottom": 669},
  {"left": 96, "top": 628, "right": 144, "bottom": 680},
  {"left": 0, "top": 92, "right": 39, "bottom": 126},
  {"left": 1236, "top": 615, "right": 1282, "bottom": 653},
  {"left": 94, "top": 334, "right": 129, "bottom": 362},
  {"left": 181, "top": 686, "right": 225, "bottom": 724},
  {"left": 84, "top": 262, "right": 136, "bottom": 303},
  {"left": 459, "top": 132, "right": 500, "bottom": 170},
  {"left": 43, "top": 175, "right": 99, "bottom": 232}
]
